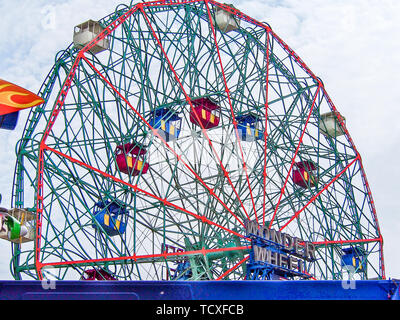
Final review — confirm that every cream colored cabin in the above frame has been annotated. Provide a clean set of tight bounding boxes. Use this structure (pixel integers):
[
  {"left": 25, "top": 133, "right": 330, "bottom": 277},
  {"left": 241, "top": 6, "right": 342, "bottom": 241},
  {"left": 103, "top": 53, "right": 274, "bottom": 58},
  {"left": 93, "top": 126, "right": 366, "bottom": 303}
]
[
  {"left": 213, "top": 5, "right": 240, "bottom": 33},
  {"left": 319, "top": 111, "right": 346, "bottom": 137},
  {"left": 73, "top": 20, "right": 110, "bottom": 54}
]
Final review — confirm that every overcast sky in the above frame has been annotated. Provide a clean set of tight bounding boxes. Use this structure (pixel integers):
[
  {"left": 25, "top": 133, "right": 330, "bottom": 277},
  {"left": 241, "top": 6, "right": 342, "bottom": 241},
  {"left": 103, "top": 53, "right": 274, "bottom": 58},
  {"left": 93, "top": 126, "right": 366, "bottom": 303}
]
[{"left": 0, "top": 0, "right": 399, "bottom": 280}]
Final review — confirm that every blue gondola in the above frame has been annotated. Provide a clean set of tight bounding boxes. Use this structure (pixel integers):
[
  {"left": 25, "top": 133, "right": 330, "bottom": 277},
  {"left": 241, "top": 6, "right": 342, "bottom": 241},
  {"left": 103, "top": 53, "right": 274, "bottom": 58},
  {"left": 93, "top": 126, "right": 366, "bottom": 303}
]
[
  {"left": 236, "top": 113, "right": 263, "bottom": 142},
  {"left": 149, "top": 108, "right": 182, "bottom": 142},
  {"left": 172, "top": 260, "right": 192, "bottom": 280},
  {"left": 0, "top": 111, "right": 19, "bottom": 130},
  {"left": 341, "top": 247, "right": 367, "bottom": 273},
  {"left": 92, "top": 199, "right": 128, "bottom": 237}
]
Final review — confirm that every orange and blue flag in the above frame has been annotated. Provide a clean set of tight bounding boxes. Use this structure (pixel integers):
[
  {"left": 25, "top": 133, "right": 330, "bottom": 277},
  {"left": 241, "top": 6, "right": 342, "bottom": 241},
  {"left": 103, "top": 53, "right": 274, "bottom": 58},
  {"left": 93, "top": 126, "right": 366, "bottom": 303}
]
[{"left": 0, "top": 79, "right": 44, "bottom": 116}]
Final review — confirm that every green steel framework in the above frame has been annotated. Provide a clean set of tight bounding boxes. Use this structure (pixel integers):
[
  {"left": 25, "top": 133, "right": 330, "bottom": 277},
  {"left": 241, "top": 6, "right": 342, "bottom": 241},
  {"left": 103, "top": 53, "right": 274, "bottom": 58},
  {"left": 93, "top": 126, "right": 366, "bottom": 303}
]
[{"left": 10, "top": 0, "right": 384, "bottom": 281}]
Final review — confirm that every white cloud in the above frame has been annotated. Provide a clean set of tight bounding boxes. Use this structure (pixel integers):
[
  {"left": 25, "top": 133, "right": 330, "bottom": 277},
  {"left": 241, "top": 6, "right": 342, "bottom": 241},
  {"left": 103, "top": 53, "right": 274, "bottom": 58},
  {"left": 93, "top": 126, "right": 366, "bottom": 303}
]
[{"left": 0, "top": 0, "right": 399, "bottom": 280}]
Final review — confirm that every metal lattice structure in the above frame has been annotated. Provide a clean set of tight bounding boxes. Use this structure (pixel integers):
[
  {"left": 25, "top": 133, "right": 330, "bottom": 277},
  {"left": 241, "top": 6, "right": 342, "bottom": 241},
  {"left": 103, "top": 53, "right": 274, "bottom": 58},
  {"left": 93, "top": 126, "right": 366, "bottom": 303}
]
[{"left": 10, "top": 0, "right": 384, "bottom": 281}]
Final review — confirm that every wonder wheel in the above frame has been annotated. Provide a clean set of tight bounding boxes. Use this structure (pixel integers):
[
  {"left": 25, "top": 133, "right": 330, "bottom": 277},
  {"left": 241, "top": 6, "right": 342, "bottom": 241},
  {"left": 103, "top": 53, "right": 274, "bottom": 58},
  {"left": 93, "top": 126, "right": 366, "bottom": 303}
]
[{"left": 8, "top": 0, "right": 384, "bottom": 281}]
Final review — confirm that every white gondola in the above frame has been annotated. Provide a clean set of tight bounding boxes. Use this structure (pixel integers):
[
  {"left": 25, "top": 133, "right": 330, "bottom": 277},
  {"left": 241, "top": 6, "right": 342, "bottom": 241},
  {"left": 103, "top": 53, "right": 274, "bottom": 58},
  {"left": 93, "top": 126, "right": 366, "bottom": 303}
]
[
  {"left": 213, "top": 4, "right": 240, "bottom": 33},
  {"left": 73, "top": 20, "right": 110, "bottom": 54},
  {"left": 319, "top": 111, "right": 346, "bottom": 137}
]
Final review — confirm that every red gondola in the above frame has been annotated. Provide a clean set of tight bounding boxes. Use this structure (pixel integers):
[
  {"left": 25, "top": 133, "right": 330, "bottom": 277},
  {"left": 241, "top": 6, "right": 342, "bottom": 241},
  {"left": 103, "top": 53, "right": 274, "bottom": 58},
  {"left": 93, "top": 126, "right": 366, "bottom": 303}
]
[
  {"left": 292, "top": 160, "right": 318, "bottom": 188},
  {"left": 81, "top": 268, "right": 117, "bottom": 281},
  {"left": 115, "top": 142, "right": 149, "bottom": 176},
  {"left": 189, "top": 98, "right": 220, "bottom": 129}
]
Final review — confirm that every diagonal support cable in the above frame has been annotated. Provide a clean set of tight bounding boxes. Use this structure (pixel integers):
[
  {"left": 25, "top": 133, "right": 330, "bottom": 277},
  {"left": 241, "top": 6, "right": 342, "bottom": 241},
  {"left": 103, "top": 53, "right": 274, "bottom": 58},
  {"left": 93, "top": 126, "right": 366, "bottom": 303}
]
[
  {"left": 279, "top": 155, "right": 360, "bottom": 232},
  {"left": 204, "top": 0, "right": 258, "bottom": 223},
  {"left": 268, "top": 85, "right": 321, "bottom": 229}
]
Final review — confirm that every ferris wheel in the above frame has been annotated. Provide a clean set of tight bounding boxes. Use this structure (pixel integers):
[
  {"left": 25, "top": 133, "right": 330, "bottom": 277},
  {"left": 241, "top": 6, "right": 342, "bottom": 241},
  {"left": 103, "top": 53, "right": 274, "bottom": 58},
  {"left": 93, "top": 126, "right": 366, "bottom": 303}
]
[{"left": 7, "top": 0, "right": 384, "bottom": 281}]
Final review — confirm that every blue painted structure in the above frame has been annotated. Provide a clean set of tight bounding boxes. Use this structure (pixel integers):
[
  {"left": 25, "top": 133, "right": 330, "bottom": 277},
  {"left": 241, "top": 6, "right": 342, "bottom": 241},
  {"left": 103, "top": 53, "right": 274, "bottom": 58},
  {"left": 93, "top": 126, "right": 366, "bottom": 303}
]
[
  {"left": 246, "top": 232, "right": 312, "bottom": 281},
  {"left": 245, "top": 219, "right": 314, "bottom": 280},
  {"left": 0, "top": 280, "right": 398, "bottom": 300}
]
